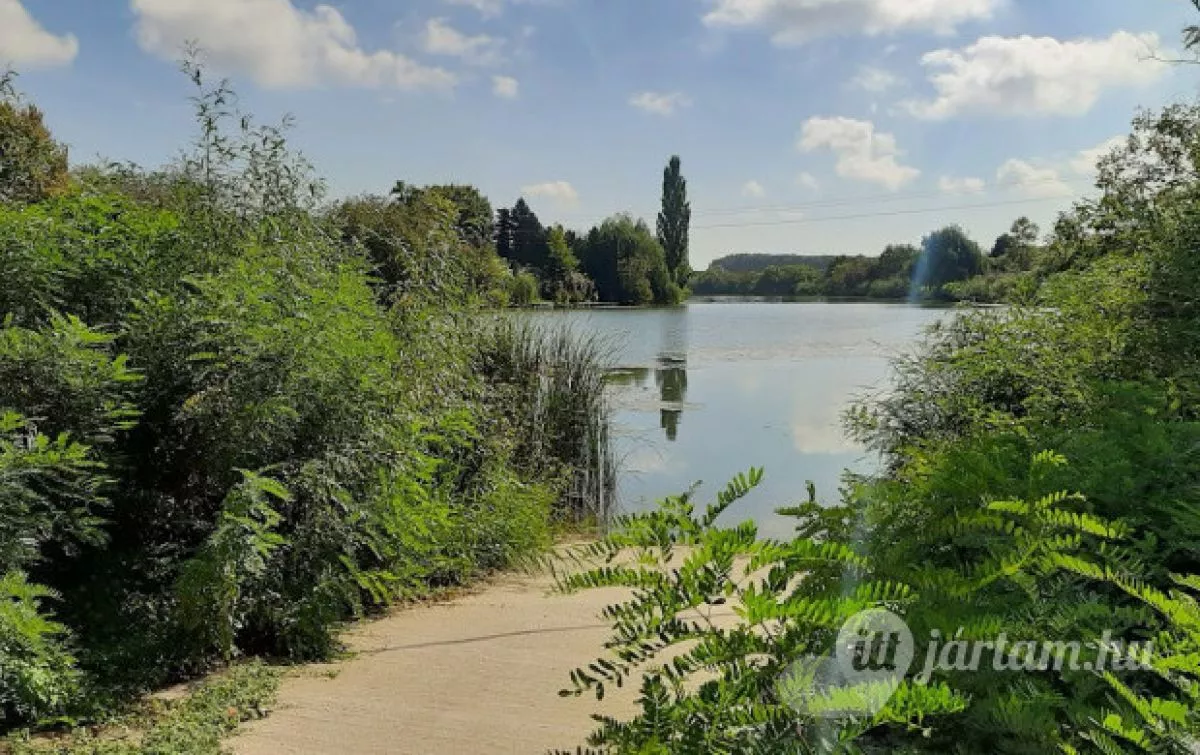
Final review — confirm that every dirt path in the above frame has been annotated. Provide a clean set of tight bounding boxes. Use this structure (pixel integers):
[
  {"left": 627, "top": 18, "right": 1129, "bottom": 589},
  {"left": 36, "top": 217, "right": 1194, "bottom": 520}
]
[{"left": 230, "top": 572, "right": 637, "bottom": 755}]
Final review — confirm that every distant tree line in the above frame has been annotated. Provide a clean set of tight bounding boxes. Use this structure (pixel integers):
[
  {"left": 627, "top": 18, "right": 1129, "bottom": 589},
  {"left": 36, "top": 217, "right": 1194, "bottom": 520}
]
[
  {"left": 692, "top": 218, "right": 1048, "bottom": 303},
  {"left": 332, "top": 155, "right": 692, "bottom": 308}
]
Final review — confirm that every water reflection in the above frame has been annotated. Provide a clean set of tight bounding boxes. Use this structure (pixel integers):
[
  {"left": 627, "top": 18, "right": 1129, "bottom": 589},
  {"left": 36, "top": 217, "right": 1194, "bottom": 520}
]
[
  {"left": 655, "top": 309, "right": 690, "bottom": 443},
  {"left": 656, "top": 361, "right": 687, "bottom": 442}
]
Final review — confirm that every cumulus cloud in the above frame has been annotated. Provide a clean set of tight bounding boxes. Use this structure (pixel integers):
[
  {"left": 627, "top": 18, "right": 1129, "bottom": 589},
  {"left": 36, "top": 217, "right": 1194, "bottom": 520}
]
[
  {"left": 796, "top": 172, "right": 820, "bottom": 191},
  {"left": 442, "top": 0, "right": 547, "bottom": 17},
  {"left": 522, "top": 180, "right": 579, "bottom": 204},
  {"left": 423, "top": 17, "right": 505, "bottom": 66},
  {"left": 629, "top": 91, "right": 692, "bottom": 116},
  {"left": 851, "top": 65, "right": 903, "bottom": 93},
  {"left": 741, "top": 180, "right": 766, "bottom": 198},
  {"left": 492, "top": 75, "right": 519, "bottom": 98},
  {"left": 443, "top": 0, "right": 504, "bottom": 17},
  {"left": 798, "top": 117, "right": 919, "bottom": 190},
  {"left": 996, "top": 159, "right": 1073, "bottom": 198},
  {"left": 131, "top": 0, "right": 456, "bottom": 91},
  {"left": 1070, "top": 135, "right": 1126, "bottom": 175},
  {"left": 906, "top": 32, "right": 1167, "bottom": 119},
  {"left": 938, "top": 176, "right": 985, "bottom": 195},
  {"left": 703, "top": 0, "right": 999, "bottom": 47},
  {"left": 0, "top": 0, "right": 78, "bottom": 68}
]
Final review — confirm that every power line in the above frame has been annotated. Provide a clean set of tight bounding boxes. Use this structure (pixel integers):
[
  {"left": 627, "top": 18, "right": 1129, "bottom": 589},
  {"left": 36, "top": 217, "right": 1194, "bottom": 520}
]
[
  {"left": 693, "top": 177, "right": 1071, "bottom": 217},
  {"left": 540, "top": 175, "right": 1077, "bottom": 222},
  {"left": 691, "top": 194, "right": 1056, "bottom": 229}
]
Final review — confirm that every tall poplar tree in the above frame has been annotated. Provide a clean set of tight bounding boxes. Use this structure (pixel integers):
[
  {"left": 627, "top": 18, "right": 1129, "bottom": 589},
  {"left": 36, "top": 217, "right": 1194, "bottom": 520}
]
[{"left": 657, "top": 155, "right": 691, "bottom": 286}]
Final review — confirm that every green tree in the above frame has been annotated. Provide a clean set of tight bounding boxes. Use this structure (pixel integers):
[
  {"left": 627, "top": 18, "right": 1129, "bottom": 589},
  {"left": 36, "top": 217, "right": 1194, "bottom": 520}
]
[
  {"left": 1010, "top": 216, "right": 1040, "bottom": 246},
  {"left": 656, "top": 155, "right": 691, "bottom": 287},
  {"left": 495, "top": 207, "right": 515, "bottom": 261},
  {"left": 752, "top": 265, "right": 821, "bottom": 296},
  {"left": 875, "top": 243, "right": 920, "bottom": 280},
  {"left": 580, "top": 214, "right": 678, "bottom": 305},
  {"left": 425, "top": 184, "right": 495, "bottom": 249},
  {"left": 0, "top": 73, "right": 68, "bottom": 204},
  {"left": 499, "top": 198, "right": 550, "bottom": 272},
  {"left": 824, "top": 255, "right": 875, "bottom": 296},
  {"left": 916, "top": 225, "right": 984, "bottom": 290},
  {"left": 543, "top": 225, "right": 591, "bottom": 303}
]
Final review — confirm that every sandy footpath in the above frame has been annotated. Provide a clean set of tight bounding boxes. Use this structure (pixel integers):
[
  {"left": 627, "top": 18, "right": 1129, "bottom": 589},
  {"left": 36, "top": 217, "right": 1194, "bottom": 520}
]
[{"left": 230, "top": 572, "right": 638, "bottom": 755}]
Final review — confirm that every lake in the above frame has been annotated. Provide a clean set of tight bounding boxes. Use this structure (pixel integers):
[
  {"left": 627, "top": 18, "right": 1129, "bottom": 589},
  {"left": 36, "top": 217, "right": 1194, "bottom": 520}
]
[{"left": 519, "top": 301, "right": 948, "bottom": 539}]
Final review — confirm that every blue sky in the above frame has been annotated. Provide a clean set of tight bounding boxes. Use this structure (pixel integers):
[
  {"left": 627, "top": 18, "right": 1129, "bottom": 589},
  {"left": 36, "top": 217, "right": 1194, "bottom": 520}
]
[{"left": 3, "top": 0, "right": 1197, "bottom": 267}]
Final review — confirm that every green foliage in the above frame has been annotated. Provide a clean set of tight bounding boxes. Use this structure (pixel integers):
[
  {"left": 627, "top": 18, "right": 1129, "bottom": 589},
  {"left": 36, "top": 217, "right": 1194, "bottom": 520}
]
[
  {"left": 0, "top": 74, "right": 69, "bottom": 205},
  {"left": 915, "top": 225, "right": 984, "bottom": 291},
  {"left": 0, "top": 314, "right": 141, "bottom": 446},
  {"left": 656, "top": 155, "right": 691, "bottom": 287},
  {"left": 543, "top": 226, "right": 593, "bottom": 303},
  {"left": 707, "top": 254, "right": 837, "bottom": 274},
  {"left": 508, "top": 270, "right": 540, "bottom": 306},
  {"left": 174, "top": 473, "right": 289, "bottom": 661},
  {"left": 566, "top": 95, "right": 1200, "bottom": 753},
  {"left": 332, "top": 187, "right": 508, "bottom": 305},
  {"left": 0, "top": 192, "right": 185, "bottom": 329},
  {"left": 475, "top": 320, "right": 615, "bottom": 523},
  {"left": 0, "top": 412, "right": 108, "bottom": 575},
  {"left": 7, "top": 661, "right": 279, "bottom": 755},
  {"left": 563, "top": 454, "right": 1200, "bottom": 753},
  {"left": 0, "top": 60, "right": 607, "bottom": 732},
  {"left": 497, "top": 198, "right": 550, "bottom": 272},
  {"left": 579, "top": 214, "right": 680, "bottom": 306},
  {"left": 753, "top": 265, "right": 822, "bottom": 296},
  {"left": 0, "top": 572, "right": 80, "bottom": 728}
]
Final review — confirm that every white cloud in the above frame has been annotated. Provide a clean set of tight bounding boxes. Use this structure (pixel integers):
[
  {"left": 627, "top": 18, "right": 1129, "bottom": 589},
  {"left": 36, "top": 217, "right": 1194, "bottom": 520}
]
[
  {"left": 131, "top": 0, "right": 456, "bottom": 91},
  {"left": 851, "top": 65, "right": 903, "bottom": 93},
  {"left": 492, "top": 75, "right": 519, "bottom": 98},
  {"left": 703, "top": 0, "right": 999, "bottom": 47},
  {"left": 629, "top": 91, "right": 692, "bottom": 116},
  {"left": 796, "top": 172, "right": 820, "bottom": 191},
  {"left": 741, "top": 180, "right": 766, "bottom": 198},
  {"left": 443, "top": 0, "right": 504, "bottom": 17},
  {"left": 522, "top": 180, "right": 579, "bottom": 204},
  {"left": 423, "top": 17, "right": 505, "bottom": 67},
  {"left": 798, "top": 116, "right": 919, "bottom": 191},
  {"left": 0, "top": 0, "right": 78, "bottom": 68},
  {"left": 938, "top": 176, "right": 985, "bottom": 195},
  {"left": 906, "top": 32, "right": 1167, "bottom": 119},
  {"left": 1070, "top": 135, "right": 1126, "bottom": 175},
  {"left": 996, "top": 159, "right": 1072, "bottom": 198},
  {"left": 442, "top": 0, "right": 546, "bottom": 17}
]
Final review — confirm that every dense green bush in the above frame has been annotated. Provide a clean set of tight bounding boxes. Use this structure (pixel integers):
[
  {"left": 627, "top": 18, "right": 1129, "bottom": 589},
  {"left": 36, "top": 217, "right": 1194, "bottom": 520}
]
[
  {"left": 0, "top": 62, "right": 607, "bottom": 731},
  {"left": 562, "top": 456, "right": 1200, "bottom": 753},
  {"left": 0, "top": 573, "right": 80, "bottom": 728}
]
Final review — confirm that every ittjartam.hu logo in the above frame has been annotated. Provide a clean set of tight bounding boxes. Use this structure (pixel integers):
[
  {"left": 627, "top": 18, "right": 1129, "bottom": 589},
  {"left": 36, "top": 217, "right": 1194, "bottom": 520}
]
[
  {"left": 776, "top": 608, "right": 914, "bottom": 720},
  {"left": 776, "top": 609, "right": 1155, "bottom": 720}
]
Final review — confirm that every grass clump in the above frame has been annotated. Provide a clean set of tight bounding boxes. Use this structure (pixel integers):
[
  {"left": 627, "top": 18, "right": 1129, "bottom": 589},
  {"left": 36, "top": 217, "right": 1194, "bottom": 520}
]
[{"left": 6, "top": 662, "right": 279, "bottom": 755}]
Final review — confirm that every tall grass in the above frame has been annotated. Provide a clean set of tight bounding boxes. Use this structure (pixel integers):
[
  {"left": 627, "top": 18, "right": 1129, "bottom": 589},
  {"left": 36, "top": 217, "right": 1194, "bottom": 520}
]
[{"left": 476, "top": 320, "right": 617, "bottom": 526}]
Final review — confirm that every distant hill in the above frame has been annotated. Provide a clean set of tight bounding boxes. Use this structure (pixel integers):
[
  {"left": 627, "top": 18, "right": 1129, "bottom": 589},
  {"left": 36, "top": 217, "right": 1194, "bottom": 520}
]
[{"left": 707, "top": 254, "right": 839, "bottom": 273}]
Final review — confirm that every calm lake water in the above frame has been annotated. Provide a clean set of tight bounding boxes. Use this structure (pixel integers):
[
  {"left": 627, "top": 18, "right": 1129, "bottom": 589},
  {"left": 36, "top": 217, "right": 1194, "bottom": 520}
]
[{"left": 519, "top": 301, "right": 948, "bottom": 539}]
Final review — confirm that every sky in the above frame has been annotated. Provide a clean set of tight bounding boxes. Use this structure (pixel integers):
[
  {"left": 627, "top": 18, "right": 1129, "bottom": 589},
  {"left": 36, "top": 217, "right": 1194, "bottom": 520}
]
[{"left": 2, "top": 0, "right": 1198, "bottom": 268}]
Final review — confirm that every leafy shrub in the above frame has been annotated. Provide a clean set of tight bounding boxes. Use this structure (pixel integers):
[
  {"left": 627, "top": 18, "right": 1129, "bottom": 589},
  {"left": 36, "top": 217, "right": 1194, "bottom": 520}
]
[
  {"left": 0, "top": 413, "right": 108, "bottom": 575},
  {"left": 0, "top": 572, "right": 80, "bottom": 728},
  {"left": 0, "top": 57, "right": 599, "bottom": 724},
  {"left": 561, "top": 458, "right": 1200, "bottom": 753},
  {"left": 0, "top": 314, "right": 141, "bottom": 446},
  {"left": 0, "top": 74, "right": 68, "bottom": 205},
  {"left": 508, "top": 271, "right": 540, "bottom": 306},
  {"left": 0, "top": 193, "right": 183, "bottom": 329}
]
